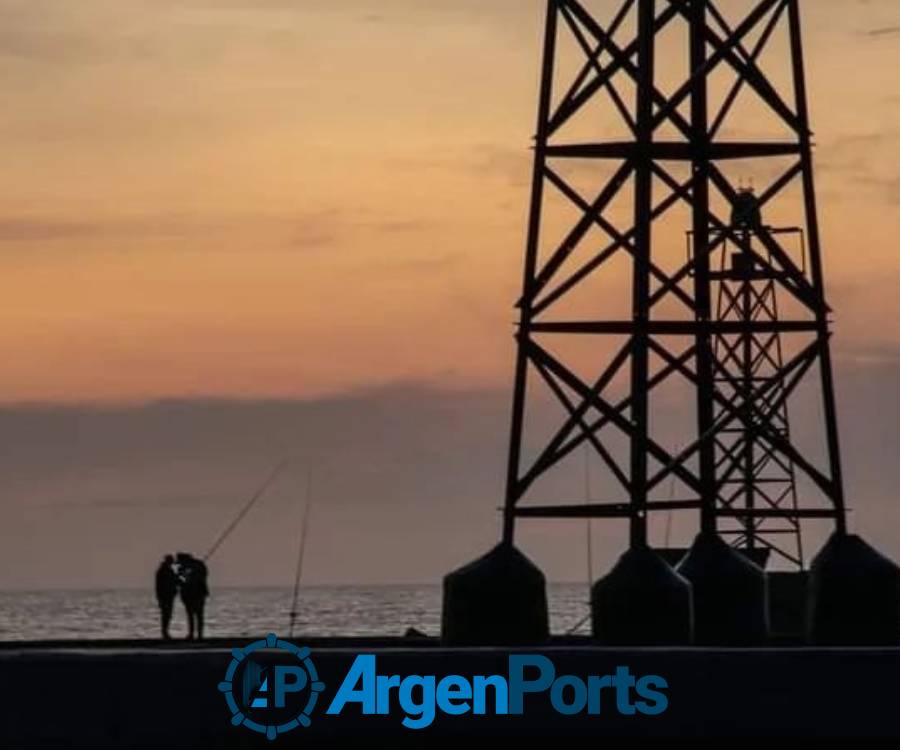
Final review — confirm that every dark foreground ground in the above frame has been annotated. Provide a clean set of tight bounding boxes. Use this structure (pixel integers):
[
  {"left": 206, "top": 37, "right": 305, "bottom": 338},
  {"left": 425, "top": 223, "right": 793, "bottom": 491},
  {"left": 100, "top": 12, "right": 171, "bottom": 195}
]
[{"left": 1, "top": 636, "right": 899, "bottom": 745}]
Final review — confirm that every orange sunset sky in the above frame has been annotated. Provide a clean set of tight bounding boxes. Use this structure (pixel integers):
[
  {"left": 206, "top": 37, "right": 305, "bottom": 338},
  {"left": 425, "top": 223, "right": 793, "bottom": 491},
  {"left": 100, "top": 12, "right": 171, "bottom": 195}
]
[
  {"left": 0, "top": 0, "right": 899, "bottom": 591},
  {"left": 1, "top": 0, "right": 898, "bottom": 403}
]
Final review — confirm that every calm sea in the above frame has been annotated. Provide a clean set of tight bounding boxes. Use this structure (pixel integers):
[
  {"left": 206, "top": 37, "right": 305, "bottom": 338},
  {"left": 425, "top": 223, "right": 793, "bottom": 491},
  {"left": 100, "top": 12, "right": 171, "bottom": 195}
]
[{"left": 0, "top": 584, "right": 593, "bottom": 642}]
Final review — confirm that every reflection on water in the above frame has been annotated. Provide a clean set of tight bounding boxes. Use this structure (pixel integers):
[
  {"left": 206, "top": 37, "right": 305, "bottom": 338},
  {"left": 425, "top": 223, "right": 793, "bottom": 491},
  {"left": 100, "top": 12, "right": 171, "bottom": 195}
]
[{"left": 0, "top": 584, "right": 591, "bottom": 641}]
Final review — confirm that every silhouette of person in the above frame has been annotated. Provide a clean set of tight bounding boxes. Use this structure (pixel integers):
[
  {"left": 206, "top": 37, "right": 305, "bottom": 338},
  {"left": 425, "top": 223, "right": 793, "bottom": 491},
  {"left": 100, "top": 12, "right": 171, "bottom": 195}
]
[
  {"left": 155, "top": 554, "right": 178, "bottom": 640},
  {"left": 176, "top": 552, "right": 209, "bottom": 641}
]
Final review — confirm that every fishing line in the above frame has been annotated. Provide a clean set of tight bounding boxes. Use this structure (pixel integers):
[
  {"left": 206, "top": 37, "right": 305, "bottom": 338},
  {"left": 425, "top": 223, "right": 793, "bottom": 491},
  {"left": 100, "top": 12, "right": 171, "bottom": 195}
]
[
  {"left": 204, "top": 459, "right": 290, "bottom": 561},
  {"left": 289, "top": 468, "right": 314, "bottom": 638}
]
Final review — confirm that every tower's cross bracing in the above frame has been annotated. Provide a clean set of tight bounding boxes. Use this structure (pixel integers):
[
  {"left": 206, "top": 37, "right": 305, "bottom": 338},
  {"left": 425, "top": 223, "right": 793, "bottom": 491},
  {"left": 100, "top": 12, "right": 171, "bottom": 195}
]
[{"left": 503, "top": 0, "right": 846, "bottom": 566}]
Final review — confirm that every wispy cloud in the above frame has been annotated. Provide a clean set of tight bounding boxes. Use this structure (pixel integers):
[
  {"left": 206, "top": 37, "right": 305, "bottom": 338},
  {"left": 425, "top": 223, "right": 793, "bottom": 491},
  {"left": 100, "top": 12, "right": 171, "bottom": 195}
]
[
  {"left": 864, "top": 25, "right": 900, "bottom": 38},
  {"left": 0, "top": 218, "right": 100, "bottom": 243},
  {"left": 817, "top": 131, "right": 900, "bottom": 201},
  {"left": 0, "top": 27, "right": 152, "bottom": 64},
  {"left": 0, "top": 212, "right": 344, "bottom": 249},
  {"left": 352, "top": 251, "right": 463, "bottom": 275}
]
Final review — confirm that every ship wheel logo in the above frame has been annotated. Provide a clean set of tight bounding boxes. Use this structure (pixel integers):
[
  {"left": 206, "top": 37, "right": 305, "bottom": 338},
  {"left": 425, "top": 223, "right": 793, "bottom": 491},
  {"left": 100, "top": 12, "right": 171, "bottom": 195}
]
[{"left": 218, "top": 633, "right": 325, "bottom": 740}]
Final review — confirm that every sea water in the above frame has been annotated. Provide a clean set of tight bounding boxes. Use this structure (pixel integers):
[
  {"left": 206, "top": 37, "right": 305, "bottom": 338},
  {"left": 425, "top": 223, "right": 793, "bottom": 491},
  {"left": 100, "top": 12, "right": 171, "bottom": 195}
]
[{"left": 0, "top": 584, "right": 591, "bottom": 641}]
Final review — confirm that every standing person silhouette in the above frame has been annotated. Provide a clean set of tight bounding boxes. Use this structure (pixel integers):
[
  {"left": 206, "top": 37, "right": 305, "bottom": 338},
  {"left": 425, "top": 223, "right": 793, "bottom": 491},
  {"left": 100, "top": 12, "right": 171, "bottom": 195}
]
[
  {"left": 176, "top": 553, "right": 210, "bottom": 641},
  {"left": 154, "top": 554, "right": 178, "bottom": 640}
]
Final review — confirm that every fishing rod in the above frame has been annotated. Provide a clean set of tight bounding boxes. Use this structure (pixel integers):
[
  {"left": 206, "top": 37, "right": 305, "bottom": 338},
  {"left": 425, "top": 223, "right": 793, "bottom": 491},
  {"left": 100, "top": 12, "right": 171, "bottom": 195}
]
[
  {"left": 204, "top": 459, "right": 290, "bottom": 561},
  {"left": 289, "top": 468, "right": 314, "bottom": 638}
]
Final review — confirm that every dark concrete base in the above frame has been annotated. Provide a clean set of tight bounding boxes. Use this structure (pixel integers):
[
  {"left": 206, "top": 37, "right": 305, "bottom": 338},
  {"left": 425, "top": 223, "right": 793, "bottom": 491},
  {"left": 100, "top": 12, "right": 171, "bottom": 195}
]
[
  {"left": 678, "top": 532, "right": 769, "bottom": 645},
  {"left": 592, "top": 547, "right": 693, "bottom": 645},
  {"left": 807, "top": 533, "right": 900, "bottom": 645},
  {"left": 3, "top": 639, "right": 900, "bottom": 744},
  {"left": 769, "top": 571, "right": 808, "bottom": 638},
  {"left": 442, "top": 543, "right": 548, "bottom": 646}
]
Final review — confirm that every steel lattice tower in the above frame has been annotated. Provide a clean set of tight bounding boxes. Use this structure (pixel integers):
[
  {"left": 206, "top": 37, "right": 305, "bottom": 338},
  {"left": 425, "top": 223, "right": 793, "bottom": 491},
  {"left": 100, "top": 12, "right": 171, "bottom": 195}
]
[
  {"left": 503, "top": 0, "right": 847, "bottom": 560},
  {"left": 705, "top": 192, "right": 805, "bottom": 567}
]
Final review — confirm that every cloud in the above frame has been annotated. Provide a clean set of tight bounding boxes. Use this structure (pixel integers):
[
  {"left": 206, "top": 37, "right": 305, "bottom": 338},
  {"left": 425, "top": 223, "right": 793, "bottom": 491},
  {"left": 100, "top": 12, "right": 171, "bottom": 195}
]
[
  {"left": 0, "top": 219, "right": 102, "bottom": 243},
  {"left": 0, "top": 214, "right": 233, "bottom": 246},
  {"left": 0, "top": 4, "right": 154, "bottom": 66},
  {"left": 363, "top": 220, "right": 433, "bottom": 234},
  {"left": 0, "top": 211, "right": 347, "bottom": 251},
  {"left": 1, "top": 352, "right": 900, "bottom": 589},
  {"left": 852, "top": 174, "right": 900, "bottom": 203},
  {"left": 864, "top": 25, "right": 900, "bottom": 37},
  {"left": 816, "top": 132, "right": 900, "bottom": 200},
  {"left": 0, "top": 211, "right": 461, "bottom": 271},
  {"left": 0, "top": 383, "right": 514, "bottom": 588},
  {"left": 352, "top": 251, "right": 463, "bottom": 275}
]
